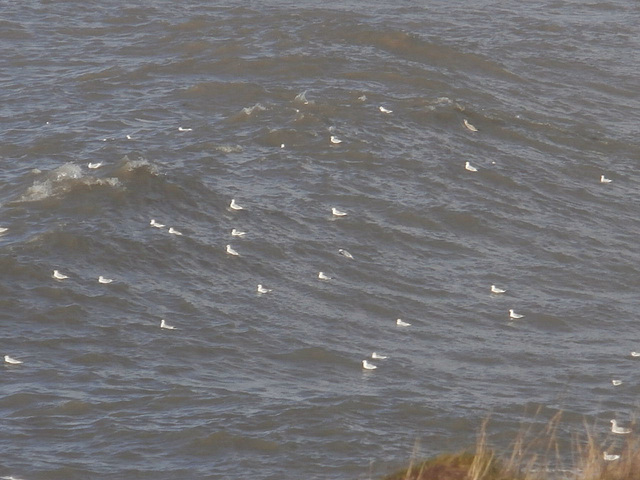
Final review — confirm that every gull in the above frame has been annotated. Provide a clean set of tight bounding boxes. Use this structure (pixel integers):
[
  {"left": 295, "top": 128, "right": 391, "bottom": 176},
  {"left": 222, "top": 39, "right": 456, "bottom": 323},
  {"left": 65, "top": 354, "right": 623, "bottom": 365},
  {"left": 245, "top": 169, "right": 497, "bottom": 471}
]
[
  {"left": 126, "top": 134, "right": 132, "bottom": 140},
  {"left": 465, "top": 161, "right": 478, "bottom": 172},
  {"left": 396, "top": 318, "right": 411, "bottom": 327},
  {"left": 168, "top": 227, "right": 183, "bottom": 236},
  {"left": 160, "top": 319, "right": 176, "bottom": 330},
  {"left": 611, "top": 419, "right": 631, "bottom": 435},
  {"left": 318, "top": 272, "right": 331, "bottom": 280},
  {"left": 600, "top": 174, "right": 612, "bottom": 184},
  {"left": 87, "top": 162, "right": 102, "bottom": 169},
  {"left": 358, "top": 94, "right": 367, "bottom": 102},
  {"left": 231, "top": 228, "right": 246, "bottom": 237},
  {"left": 4, "top": 355, "right": 23, "bottom": 365},
  {"left": 150, "top": 219, "right": 165, "bottom": 228},
  {"left": 226, "top": 244, "right": 239, "bottom": 256},
  {"left": 463, "top": 119, "right": 478, "bottom": 132},
  {"left": 257, "top": 284, "right": 272, "bottom": 294},
  {"left": 612, "top": 379, "right": 622, "bottom": 386},
  {"left": 631, "top": 352, "right": 640, "bottom": 357},
  {"left": 372, "top": 352, "right": 387, "bottom": 359},
  {"left": 280, "top": 143, "right": 285, "bottom": 149},
  {"left": 379, "top": 106, "right": 393, "bottom": 114},
  {"left": 362, "top": 359, "right": 377, "bottom": 370},
  {"left": 229, "top": 198, "right": 244, "bottom": 211},
  {"left": 178, "top": 127, "right": 193, "bottom": 132},
  {"left": 491, "top": 285, "right": 506, "bottom": 294},
  {"left": 52, "top": 270, "right": 68, "bottom": 280},
  {"left": 509, "top": 309, "right": 524, "bottom": 319},
  {"left": 332, "top": 207, "right": 347, "bottom": 217},
  {"left": 330, "top": 135, "right": 342, "bottom": 144},
  {"left": 338, "top": 249, "right": 353, "bottom": 259},
  {"left": 98, "top": 276, "right": 113, "bottom": 284},
  {"left": 0, "top": 227, "right": 7, "bottom": 234},
  {"left": 603, "top": 452, "right": 620, "bottom": 461}
]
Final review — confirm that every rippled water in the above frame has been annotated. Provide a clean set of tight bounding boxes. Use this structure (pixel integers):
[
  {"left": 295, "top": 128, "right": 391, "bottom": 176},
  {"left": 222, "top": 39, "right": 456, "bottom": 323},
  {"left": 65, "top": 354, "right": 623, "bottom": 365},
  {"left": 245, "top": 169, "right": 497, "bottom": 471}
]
[{"left": 2, "top": 1, "right": 640, "bottom": 479}]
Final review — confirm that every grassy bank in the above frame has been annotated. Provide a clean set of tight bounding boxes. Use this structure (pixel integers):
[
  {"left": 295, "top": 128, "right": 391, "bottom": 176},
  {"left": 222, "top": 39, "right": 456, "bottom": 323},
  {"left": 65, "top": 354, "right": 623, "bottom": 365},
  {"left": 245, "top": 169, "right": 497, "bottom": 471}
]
[{"left": 380, "top": 415, "right": 640, "bottom": 480}]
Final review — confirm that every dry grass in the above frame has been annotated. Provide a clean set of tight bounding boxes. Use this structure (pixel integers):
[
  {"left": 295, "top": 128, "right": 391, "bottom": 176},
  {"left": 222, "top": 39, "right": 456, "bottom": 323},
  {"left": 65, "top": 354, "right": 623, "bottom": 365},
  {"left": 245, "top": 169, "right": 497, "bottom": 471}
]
[{"left": 378, "top": 412, "right": 640, "bottom": 480}]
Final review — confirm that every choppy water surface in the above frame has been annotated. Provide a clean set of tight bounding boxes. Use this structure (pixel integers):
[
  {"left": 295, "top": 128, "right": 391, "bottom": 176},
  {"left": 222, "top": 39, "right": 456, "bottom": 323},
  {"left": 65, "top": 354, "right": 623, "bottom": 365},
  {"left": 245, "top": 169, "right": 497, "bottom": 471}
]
[{"left": 2, "top": 1, "right": 640, "bottom": 479}]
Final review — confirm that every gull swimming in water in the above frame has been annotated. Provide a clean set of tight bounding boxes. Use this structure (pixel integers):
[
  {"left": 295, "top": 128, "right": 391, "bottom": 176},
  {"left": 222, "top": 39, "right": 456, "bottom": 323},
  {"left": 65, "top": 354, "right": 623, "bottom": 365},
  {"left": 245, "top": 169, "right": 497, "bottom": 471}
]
[
  {"left": 4, "top": 355, "right": 22, "bottom": 365},
  {"left": 463, "top": 119, "right": 478, "bottom": 132},
  {"left": 603, "top": 452, "right": 620, "bottom": 461},
  {"left": 362, "top": 359, "right": 377, "bottom": 370},
  {"left": 338, "top": 249, "right": 353, "bottom": 259},
  {"left": 0, "top": 227, "right": 8, "bottom": 234},
  {"left": 178, "top": 126, "right": 193, "bottom": 132},
  {"left": 150, "top": 219, "right": 165, "bottom": 228},
  {"left": 379, "top": 106, "right": 393, "bottom": 114},
  {"left": 465, "top": 161, "right": 478, "bottom": 172},
  {"left": 358, "top": 94, "right": 367, "bottom": 102},
  {"left": 330, "top": 135, "right": 342, "bottom": 144},
  {"left": 396, "top": 318, "right": 411, "bottom": 327},
  {"left": 257, "top": 284, "right": 272, "bottom": 294},
  {"left": 491, "top": 285, "right": 506, "bottom": 294},
  {"left": 229, "top": 198, "right": 244, "bottom": 210},
  {"left": 98, "top": 276, "right": 113, "bottom": 284},
  {"left": 52, "top": 270, "right": 68, "bottom": 280},
  {"left": 332, "top": 207, "right": 347, "bottom": 217},
  {"left": 631, "top": 351, "right": 640, "bottom": 357},
  {"left": 612, "top": 379, "right": 622, "bottom": 386},
  {"left": 226, "top": 245, "right": 239, "bottom": 256},
  {"left": 160, "top": 319, "right": 176, "bottom": 330},
  {"left": 168, "top": 227, "right": 183, "bottom": 236},
  {"left": 318, "top": 272, "right": 331, "bottom": 280},
  {"left": 600, "top": 175, "right": 612, "bottom": 184},
  {"left": 372, "top": 352, "right": 387, "bottom": 359},
  {"left": 509, "top": 309, "right": 524, "bottom": 319},
  {"left": 611, "top": 419, "right": 631, "bottom": 435},
  {"left": 87, "top": 162, "right": 102, "bottom": 169},
  {"left": 231, "top": 228, "right": 246, "bottom": 237}
]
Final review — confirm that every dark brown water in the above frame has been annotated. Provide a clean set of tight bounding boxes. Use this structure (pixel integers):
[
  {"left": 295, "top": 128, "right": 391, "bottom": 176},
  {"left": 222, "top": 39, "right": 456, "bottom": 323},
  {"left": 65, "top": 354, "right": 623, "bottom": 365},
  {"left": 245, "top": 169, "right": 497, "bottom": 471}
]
[{"left": 2, "top": 1, "right": 640, "bottom": 479}]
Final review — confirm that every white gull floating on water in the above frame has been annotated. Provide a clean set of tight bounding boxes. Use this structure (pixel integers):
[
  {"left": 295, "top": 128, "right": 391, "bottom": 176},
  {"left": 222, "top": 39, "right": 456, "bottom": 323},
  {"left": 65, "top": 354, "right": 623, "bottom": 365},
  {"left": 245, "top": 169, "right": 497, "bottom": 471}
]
[
  {"left": 257, "top": 284, "right": 272, "bottom": 294},
  {"left": 396, "top": 318, "right": 411, "bottom": 327},
  {"left": 318, "top": 272, "right": 331, "bottom": 280},
  {"left": 509, "top": 309, "right": 524, "bottom": 319},
  {"left": 160, "top": 319, "right": 176, "bottom": 330},
  {"left": 168, "top": 227, "right": 183, "bottom": 236},
  {"left": 603, "top": 452, "right": 620, "bottom": 461},
  {"left": 372, "top": 352, "right": 387, "bottom": 359},
  {"left": 52, "top": 270, "right": 68, "bottom": 280},
  {"left": 0, "top": 227, "right": 8, "bottom": 234},
  {"left": 611, "top": 419, "right": 631, "bottom": 435},
  {"left": 178, "top": 126, "right": 193, "bottom": 132},
  {"left": 379, "top": 106, "right": 393, "bottom": 114},
  {"left": 600, "top": 174, "right": 612, "bottom": 184},
  {"left": 332, "top": 207, "right": 347, "bottom": 217},
  {"left": 229, "top": 198, "right": 244, "bottom": 210},
  {"left": 362, "top": 359, "right": 377, "bottom": 370},
  {"left": 98, "top": 276, "right": 113, "bottom": 284},
  {"left": 87, "top": 162, "right": 102, "bottom": 169},
  {"left": 4, "top": 355, "right": 23, "bottom": 365},
  {"left": 338, "top": 249, "right": 353, "bottom": 259},
  {"left": 231, "top": 228, "right": 246, "bottom": 237},
  {"left": 631, "top": 351, "right": 640, "bottom": 357},
  {"left": 612, "top": 379, "right": 622, "bottom": 386},
  {"left": 330, "top": 135, "right": 342, "bottom": 144},
  {"left": 150, "top": 219, "right": 165, "bottom": 228},
  {"left": 465, "top": 161, "right": 478, "bottom": 172},
  {"left": 226, "top": 245, "right": 239, "bottom": 256},
  {"left": 491, "top": 285, "right": 506, "bottom": 294}
]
